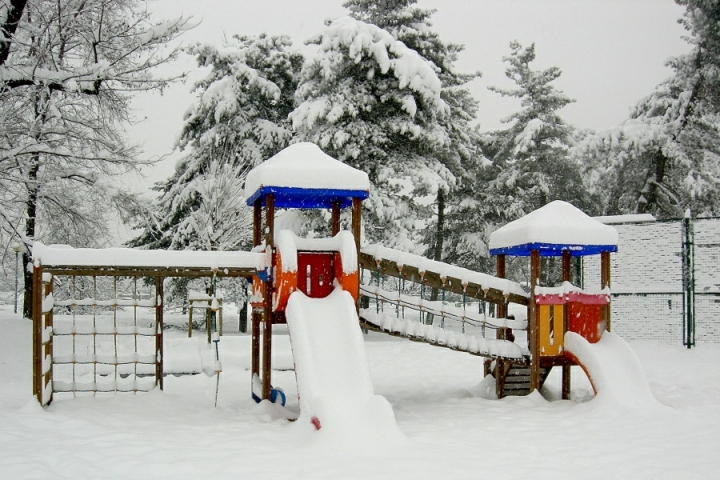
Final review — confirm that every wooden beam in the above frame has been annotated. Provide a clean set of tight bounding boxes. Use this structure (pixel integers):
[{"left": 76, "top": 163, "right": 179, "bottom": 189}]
[
  {"left": 43, "top": 277, "right": 54, "bottom": 405},
  {"left": 253, "top": 199, "right": 262, "bottom": 247},
  {"left": 32, "top": 264, "right": 42, "bottom": 402},
  {"left": 155, "top": 276, "right": 164, "bottom": 390},
  {"left": 39, "top": 266, "right": 257, "bottom": 278},
  {"left": 331, "top": 200, "right": 341, "bottom": 236},
  {"left": 262, "top": 193, "right": 275, "bottom": 401},
  {"left": 562, "top": 250, "right": 571, "bottom": 400},
  {"left": 352, "top": 198, "right": 362, "bottom": 310},
  {"left": 529, "top": 250, "right": 540, "bottom": 392},
  {"left": 601, "top": 251, "right": 611, "bottom": 332},
  {"left": 496, "top": 254, "right": 506, "bottom": 319}
]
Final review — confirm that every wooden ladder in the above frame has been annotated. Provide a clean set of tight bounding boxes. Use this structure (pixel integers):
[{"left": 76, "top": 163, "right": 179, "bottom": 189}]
[{"left": 490, "top": 360, "right": 552, "bottom": 398}]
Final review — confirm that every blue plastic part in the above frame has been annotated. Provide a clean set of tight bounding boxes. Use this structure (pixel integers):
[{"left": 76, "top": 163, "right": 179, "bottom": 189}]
[
  {"left": 251, "top": 387, "right": 287, "bottom": 407},
  {"left": 270, "top": 388, "right": 286, "bottom": 407},
  {"left": 246, "top": 186, "right": 369, "bottom": 209},
  {"left": 489, "top": 242, "right": 618, "bottom": 257},
  {"left": 255, "top": 267, "right": 270, "bottom": 282}
]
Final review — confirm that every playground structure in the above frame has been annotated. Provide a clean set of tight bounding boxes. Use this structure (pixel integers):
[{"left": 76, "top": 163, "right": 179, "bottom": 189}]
[{"left": 31, "top": 142, "right": 642, "bottom": 419}]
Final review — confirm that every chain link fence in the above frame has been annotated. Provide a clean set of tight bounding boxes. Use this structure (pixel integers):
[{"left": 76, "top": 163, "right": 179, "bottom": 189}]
[{"left": 583, "top": 215, "right": 720, "bottom": 346}]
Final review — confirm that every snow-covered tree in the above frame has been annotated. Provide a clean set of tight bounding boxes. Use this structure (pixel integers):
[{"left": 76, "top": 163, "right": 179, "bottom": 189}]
[
  {"left": 0, "top": 0, "right": 191, "bottom": 318},
  {"left": 344, "top": 0, "right": 484, "bottom": 263},
  {"left": 292, "top": 12, "right": 466, "bottom": 251},
  {"left": 485, "top": 41, "right": 588, "bottom": 218},
  {"left": 130, "top": 34, "right": 302, "bottom": 251},
  {"left": 578, "top": 0, "right": 720, "bottom": 218}
]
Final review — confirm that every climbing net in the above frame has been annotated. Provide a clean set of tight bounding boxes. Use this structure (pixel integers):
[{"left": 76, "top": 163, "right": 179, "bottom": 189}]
[{"left": 50, "top": 275, "right": 160, "bottom": 396}]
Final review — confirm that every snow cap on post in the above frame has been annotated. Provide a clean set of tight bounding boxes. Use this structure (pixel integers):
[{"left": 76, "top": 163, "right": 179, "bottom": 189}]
[
  {"left": 245, "top": 142, "right": 370, "bottom": 209},
  {"left": 489, "top": 201, "right": 619, "bottom": 257}
]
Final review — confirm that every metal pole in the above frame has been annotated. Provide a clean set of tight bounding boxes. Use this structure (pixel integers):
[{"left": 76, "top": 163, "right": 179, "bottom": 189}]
[
  {"left": 682, "top": 213, "right": 695, "bottom": 349},
  {"left": 13, "top": 243, "right": 20, "bottom": 314}
]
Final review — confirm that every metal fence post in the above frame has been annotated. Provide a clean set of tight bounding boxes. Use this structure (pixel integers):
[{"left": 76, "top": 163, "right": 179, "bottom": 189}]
[{"left": 682, "top": 211, "right": 695, "bottom": 349}]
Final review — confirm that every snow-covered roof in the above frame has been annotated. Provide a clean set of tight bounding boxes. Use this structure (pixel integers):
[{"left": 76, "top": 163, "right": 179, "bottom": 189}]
[
  {"left": 32, "top": 243, "right": 268, "bottom": 272},
  {"left": 593, "top": 214, "right": 656, "bottom": 224},
  {"left": 489, "top": 201, "right": 619, "bottom": 257},
  {"left": 245, "top": 142, "right": 370, "bottom": 209}
]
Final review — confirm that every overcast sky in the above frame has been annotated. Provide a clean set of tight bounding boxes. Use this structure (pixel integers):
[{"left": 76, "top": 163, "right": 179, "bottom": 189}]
[{"left": 128, "top": 0, "right": 690, "bottom": 189}]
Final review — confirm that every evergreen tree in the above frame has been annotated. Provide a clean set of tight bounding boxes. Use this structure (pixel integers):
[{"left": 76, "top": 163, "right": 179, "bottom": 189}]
[
  {"left": 343, "top": 0, "right": 484, "bottom": 260},
  {"left": 130, "top": 34, "right": 303, "bottom": 250},
  {"left": 486, "top": 41, "right": 588, "bottom": 218},
  {"left": 439, "top": 42, "right": 588, "bottom": 276},
  {"left": 290, "top": 15, "right": 451, "bottom": 251}
]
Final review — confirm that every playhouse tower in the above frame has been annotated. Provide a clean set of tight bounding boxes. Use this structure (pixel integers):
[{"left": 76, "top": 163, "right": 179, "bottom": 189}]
[
  {"left": 489, "top": 201, "right": 619, "bottom": 398},
  {"left": 244, "top": 142, "right": 370, "bottom": 401}
]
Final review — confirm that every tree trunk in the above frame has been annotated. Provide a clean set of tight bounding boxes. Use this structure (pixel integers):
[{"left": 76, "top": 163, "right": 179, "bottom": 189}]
[
  {"left": 22, "top": 88, "right": 47, "bottom": 319},
  {"left": 22, "top": 156, "right": 40, "bottom": 319},
  {"left": 636, "top": 150, "right": 667, "bottom": 215},
  {"left": 426, "top": 188, "right": 445, "bottom": 325},
  {"left": 0, "top": 0, "right": 29, "bottom": 66}
]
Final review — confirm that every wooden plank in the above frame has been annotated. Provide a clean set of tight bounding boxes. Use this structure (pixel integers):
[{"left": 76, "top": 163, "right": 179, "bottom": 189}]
[
  {"left": 358, "top": 252, "right": 528, "bottom": 306},
  {"left": 40, "top": 266, "right": 257, "bottom": 278}
]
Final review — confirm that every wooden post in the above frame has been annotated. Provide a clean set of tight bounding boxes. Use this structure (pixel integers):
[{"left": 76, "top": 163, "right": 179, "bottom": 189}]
[
  {"left": 561, "top": 250, "right": 571, "bottom": 400},
  {"left": 32, "top": 264, "right": 42, "bottom": 403},
  {"left": 496, "top": 254, "right": 506, "bottom": 319},
  {"left": 529, "top": 250, "right": 541, "bottom": 393},
  {"left": 601, "top": 251, "right": 611, "bottom": 332},
  {"left": 155, "top": 276, "right": 164, "bottom": 390},
  {"left": 187, "top": 303, "right": 193, "bottom": 338},
  {"left": 42, "top": 276, "right": 53, "bottom": 406},
  {"left": 331, "top": 200, "right": 341, "bottom": 236},
  {"left": 352, "top": 197, "right": 362, "bottom": 309},
  {"left": 252, "top": 199, "right": 262, "bottom": 386},
  {"left": 262, "top": 193, "right": 275, "bottom": 401},
  {"left": 495, "top": 254, "right": 506, "bottom": 398}
]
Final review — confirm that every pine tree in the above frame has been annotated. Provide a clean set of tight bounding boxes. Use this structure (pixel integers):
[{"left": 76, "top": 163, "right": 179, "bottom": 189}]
[
  {"left": 290, "top": 14, "right": 451, "bottom": 251},
  {"left": 130, "top": 34, "right": 303, "bottom": 250},
  {"left": 486, "top": 41, "right": 589, "bottom": 219}
]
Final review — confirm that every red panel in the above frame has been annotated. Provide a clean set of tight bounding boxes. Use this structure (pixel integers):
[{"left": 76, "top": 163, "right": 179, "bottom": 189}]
[
  {"left": 568, "top": 302, "right": 605, "bottom": 343},
  {"left": 297, "top": 252, "right": 335, "bottom": 299}
]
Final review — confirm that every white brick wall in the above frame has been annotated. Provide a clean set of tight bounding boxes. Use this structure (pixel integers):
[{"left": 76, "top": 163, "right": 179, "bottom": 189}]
[{"left": 583, "top": 218, "right": 720, "bottom": 344}]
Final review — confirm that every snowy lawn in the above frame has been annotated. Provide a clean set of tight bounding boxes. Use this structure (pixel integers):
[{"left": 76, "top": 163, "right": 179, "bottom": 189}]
[{"left": 1, "top": 310, "right": 719, "bottom": 479}]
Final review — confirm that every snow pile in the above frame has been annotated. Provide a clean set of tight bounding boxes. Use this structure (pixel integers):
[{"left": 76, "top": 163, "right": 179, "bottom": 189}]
[
  {"left": 362, "top": 244, "right": 527, "bottom": 298},
  {"left": 32, "top": 242, "right": 268, "bottom": 270},
  {"left": 285, "top": 289, "right": 404, "bottom": 447},
  {"left": 489, "top": 200, "right": 619, "bottom": 253},
  {"left": 565, "top": 331, "right": 660, "bottom": 408},
  {"left": 276, "top": 230, "right": 357, "bottom": 274},
  {"left": 244, "top": 142, "right": 370, "bottom": 196}
]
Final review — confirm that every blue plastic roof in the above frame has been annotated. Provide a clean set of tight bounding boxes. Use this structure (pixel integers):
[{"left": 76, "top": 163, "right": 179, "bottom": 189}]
[
  {"left": 489, "top": 242, "right": 618, "bottom": 257},
  {"left": 246, "top": 186, "right": 369, "bottom": 209}
]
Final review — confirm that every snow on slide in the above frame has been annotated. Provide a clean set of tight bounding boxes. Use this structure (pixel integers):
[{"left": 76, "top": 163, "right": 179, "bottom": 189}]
[
  {"left": 565, "top": 331, "right": 659, "bottom": 408},
  {"left": 285, "top": 288, "right": 404, "bottom": 445}
]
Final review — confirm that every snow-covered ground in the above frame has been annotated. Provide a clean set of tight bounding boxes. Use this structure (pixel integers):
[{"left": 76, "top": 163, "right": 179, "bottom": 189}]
[{"left": 1, "top": 308, "right": 719, "bottom": 479}]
